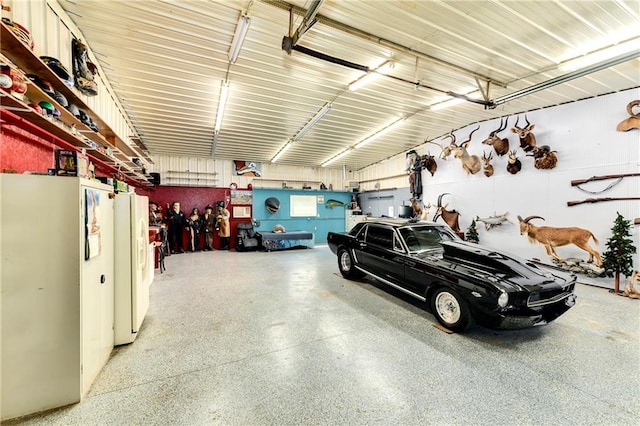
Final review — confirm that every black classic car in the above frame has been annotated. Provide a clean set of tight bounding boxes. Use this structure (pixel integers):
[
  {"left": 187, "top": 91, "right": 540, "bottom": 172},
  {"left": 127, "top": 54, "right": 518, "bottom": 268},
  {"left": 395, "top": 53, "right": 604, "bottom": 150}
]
[{"left": 327, "top": 219, "right": 577, "bottom": 332}]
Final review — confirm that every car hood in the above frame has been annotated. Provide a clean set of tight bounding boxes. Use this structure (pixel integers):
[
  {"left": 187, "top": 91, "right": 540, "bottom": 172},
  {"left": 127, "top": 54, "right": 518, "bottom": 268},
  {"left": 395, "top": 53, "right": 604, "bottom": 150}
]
[{"left": 438, "top": 240, "right": 575, "bottom": 292}]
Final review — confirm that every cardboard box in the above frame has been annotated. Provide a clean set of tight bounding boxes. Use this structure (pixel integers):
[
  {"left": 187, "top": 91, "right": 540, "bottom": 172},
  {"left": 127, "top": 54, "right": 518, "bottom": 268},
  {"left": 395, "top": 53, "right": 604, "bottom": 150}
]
[{"left": 55, "top": 150, "right": 89, "bottom": 178}]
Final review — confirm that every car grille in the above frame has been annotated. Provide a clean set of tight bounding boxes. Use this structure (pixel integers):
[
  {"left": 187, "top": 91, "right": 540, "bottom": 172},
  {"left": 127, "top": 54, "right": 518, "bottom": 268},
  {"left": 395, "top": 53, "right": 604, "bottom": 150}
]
[{"left": 527, "top": 283, "right": 575, "bottom": 307}]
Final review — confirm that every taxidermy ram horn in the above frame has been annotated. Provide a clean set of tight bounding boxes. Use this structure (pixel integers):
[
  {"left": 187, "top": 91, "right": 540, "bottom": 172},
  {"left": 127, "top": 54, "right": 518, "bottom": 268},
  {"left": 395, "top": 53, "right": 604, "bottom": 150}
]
[{"left": 616, "top": 100, "right": 640, "bottom": 132}]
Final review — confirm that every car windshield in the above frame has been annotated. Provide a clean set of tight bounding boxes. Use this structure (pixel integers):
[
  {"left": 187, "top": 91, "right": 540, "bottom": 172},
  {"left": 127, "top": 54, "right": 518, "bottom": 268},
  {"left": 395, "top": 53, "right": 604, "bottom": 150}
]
[{"left": 399, "top": 225, "right": 458, "bottom": 253}]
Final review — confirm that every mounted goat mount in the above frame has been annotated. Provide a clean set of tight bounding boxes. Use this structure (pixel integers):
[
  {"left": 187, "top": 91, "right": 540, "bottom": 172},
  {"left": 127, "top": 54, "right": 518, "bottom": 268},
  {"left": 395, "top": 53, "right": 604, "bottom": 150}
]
[
  {"left": 528, "top": 145, "right": 558, "bottom": 170},
  {"left": 506, "top": 150, "right": 522, "bottom": 174},
  {"left": 511, "top": 115, "right": 537, "bottom": 152},
  {"left": 433, "top": 193, "right": 464, "bottom": 238},
  {"left": 517, "top": 215, "right": 602, "bottom": 267},
  {"left": 481, "top": 117, "right": 510, "bottom": 156},
  {"left": 482, "top": 151, "right": 494, "bottom": 177},
  {"left": 616, "top": 100, "right": 640, "bottom": 132}
]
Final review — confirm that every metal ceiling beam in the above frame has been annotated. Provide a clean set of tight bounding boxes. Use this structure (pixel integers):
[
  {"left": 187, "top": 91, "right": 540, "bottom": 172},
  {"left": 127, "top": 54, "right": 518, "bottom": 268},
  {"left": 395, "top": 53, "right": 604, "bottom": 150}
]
[{"left": 263, "top": 0, "right": 507, "bottom": 88}]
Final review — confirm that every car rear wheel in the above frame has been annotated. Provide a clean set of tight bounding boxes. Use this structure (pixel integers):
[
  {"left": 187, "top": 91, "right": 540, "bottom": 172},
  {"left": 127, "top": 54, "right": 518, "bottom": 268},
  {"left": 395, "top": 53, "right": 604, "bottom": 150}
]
[
  {"left": 431, "top": 287, "right": 474, "bottom": 332},
  {"left": 337, "top": 248, "right": 364, "bottom": 280}
]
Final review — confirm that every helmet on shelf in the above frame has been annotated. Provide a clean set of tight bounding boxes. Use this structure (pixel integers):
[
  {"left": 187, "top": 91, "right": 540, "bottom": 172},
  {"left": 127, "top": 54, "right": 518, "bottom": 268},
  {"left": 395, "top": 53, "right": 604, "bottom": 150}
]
[
  {"left": 0, "top": 74, "right": 12, "bottom": 90},
  {"left": 38, "top": 101, "right": 55, "bottom": 116},
  {"left": 9, "top": 69, "right": 28, "bottom": 94},
  {"left": 27, "top": 74, "right": 55, "bottom": 95},
  {"left": 28, "top": 102, "right": 43, "bottom": 115},
  {"left": 53, "top": 91, "right": 68, "bottom": 107},
  {"left": 66, "top": 103, "right": 81, "bottom": 118},
  {"left": 40, "top": 56, "right": 74, "bottom": 88},
  {"left": 2, "top": 18, "right": 34, "bottom": 51}
]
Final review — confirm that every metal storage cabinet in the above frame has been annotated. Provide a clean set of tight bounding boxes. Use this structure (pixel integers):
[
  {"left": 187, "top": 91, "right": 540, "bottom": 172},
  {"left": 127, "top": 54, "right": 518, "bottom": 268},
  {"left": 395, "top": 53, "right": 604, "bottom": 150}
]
[{"left": 1, "top": 175, "right": 115, "bottom": 421}]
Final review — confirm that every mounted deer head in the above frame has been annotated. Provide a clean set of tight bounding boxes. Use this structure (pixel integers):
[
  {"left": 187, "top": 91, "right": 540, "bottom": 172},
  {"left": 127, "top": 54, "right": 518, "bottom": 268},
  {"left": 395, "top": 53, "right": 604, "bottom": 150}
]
[
  {"left": 511, "top": 115, "right": 537, "bottom": 152},
  {"left": 482, "top": 116, "right": 510, "bottom": 156},
  {"left": 452, "top": 126, "right": 481, "bottom": 174},
  {"left": 482, "top": 151, "right": 494, "bottom": 177}
]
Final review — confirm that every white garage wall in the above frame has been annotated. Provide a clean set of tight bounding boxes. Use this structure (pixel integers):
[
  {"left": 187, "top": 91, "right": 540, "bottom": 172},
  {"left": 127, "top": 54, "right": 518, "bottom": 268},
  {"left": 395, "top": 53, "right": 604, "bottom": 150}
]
[{"left": 357, "top": 88, "right": 640, "bottom": 288}]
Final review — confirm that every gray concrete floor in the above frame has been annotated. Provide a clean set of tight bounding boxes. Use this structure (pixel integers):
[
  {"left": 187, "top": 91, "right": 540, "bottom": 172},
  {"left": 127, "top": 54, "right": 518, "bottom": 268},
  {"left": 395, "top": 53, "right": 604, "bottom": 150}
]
[{"left": 8, "top": 247, "right": 640, "bottom": 425}]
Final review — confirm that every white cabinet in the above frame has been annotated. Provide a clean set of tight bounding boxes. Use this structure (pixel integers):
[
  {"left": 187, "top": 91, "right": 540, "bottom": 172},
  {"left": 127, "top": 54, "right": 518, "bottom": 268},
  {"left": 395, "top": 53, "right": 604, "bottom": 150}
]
[{"left": 1, "top": 175, "right": 115, "bottom": 421}]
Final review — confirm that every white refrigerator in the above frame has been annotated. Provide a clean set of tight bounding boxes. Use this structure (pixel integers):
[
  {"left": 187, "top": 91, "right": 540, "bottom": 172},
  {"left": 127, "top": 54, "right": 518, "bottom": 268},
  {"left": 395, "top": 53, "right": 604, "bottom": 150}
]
[
  {"left": 114, "top": 192, "right": 151, "bottom": 345},
  {"left": 1, "top": 175, "right": 115, "bottom": 421}
]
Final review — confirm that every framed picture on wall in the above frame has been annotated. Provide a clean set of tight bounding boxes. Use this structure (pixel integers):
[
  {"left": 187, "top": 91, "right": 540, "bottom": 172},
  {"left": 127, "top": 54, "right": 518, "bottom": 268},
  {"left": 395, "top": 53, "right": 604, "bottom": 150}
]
[
  {"left": 231, "top": 190, "right": 252, "bottom": 204},
  {"left": 290, "top": 195, "right": 317, "bottom": 217}
]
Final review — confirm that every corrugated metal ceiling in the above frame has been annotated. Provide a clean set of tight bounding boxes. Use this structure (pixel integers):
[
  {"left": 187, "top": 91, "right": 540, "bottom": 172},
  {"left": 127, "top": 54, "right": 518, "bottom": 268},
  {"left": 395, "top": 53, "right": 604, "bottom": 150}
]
[{"left": 59, "top": 0, "right": 640, "bottom": 170}]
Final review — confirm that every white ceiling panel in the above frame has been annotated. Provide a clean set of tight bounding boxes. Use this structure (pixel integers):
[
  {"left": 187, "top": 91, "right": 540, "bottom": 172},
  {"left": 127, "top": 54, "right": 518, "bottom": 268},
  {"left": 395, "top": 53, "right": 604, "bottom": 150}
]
[{"left": 57, "top": 0, "right": 640, "bottom": 170}]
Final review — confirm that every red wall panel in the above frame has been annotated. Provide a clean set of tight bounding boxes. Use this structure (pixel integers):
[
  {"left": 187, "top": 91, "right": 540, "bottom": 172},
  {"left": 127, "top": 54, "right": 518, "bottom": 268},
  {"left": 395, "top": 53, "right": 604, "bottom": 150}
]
[{"left": 152, "top": 185, "right": 252, "bottom": 250}]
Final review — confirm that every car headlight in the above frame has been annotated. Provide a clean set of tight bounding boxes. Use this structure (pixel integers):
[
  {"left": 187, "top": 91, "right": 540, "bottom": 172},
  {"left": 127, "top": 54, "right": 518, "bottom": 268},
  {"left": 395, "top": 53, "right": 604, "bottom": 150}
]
[{"left": 498, "top": 291, "right": 509, "bottom": 308}]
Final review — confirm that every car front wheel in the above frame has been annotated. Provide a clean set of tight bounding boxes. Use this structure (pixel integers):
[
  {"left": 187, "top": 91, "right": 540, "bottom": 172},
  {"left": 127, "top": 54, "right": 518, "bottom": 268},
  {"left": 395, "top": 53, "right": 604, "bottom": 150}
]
[
  {"left": 337, "top": 248, "right": 364, "bottom": 280},
  {"left": 430, "top": 287, "right": 474, "bottom": 332}
]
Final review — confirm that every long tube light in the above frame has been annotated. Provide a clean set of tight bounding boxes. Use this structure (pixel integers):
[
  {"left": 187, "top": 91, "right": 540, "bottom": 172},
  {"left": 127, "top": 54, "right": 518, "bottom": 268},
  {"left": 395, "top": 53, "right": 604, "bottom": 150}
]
[
  {"left": 229, "top": 15, "right": 251, "bottom": 64},
  {"left": 293, "top": 102, "right": 332, "bottom": 140},
  {"left": 214, "top": 81, "right": 229, "bottom": 132},
  {"left": 322, "top": 149, "right": 352, "bottom": 167},
  {"left": 492, "top": 49, "right": 640, "bottom": 107},
  {"left": 271, "top": 141, "right": 293, "bottom": 163},
  {"left": 354, "top": 118, "right": 405, "bottom": 149},
  {"left": 211, "top": 131, "right": 219, "bottom": 155},
  {"left": 349, "top": 61, "right": 394, "bottom": 91}
]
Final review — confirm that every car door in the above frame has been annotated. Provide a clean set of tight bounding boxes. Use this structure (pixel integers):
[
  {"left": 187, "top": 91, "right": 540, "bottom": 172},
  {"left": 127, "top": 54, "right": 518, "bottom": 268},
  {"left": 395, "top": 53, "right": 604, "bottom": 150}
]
[{"left": 358, "top": 224, "right": 405, "bottom": 284}]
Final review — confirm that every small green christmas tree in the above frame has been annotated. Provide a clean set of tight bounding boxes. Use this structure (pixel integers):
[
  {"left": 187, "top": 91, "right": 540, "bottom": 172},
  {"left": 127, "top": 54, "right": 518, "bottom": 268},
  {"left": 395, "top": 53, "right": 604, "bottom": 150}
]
[
  {"left": 602, "top": 212, "right": 636, "bottom": 294},
  {"left": 466, "top": 219, "right": 479, "bottom": 244}
]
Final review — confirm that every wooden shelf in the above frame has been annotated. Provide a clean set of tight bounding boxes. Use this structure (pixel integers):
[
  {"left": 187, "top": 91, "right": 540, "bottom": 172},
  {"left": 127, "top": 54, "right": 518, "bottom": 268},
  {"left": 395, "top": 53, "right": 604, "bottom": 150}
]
[{"left": 1, "top": 21, "right": 151, "bottom": 187}]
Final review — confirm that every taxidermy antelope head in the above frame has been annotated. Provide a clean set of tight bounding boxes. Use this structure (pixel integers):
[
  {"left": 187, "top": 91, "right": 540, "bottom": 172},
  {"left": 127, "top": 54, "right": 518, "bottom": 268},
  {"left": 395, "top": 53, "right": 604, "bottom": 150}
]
[
  {"left": 438, "top": 131, "right": 455, "bottom": 160},
  {"left": 452, "top": 126, "right": 481, "bottom": 174},
  {"left": 482, "top": 151, "right": 494, "bottom": 177},
  {"left": 511, "top": 115, "right": 537, "bottom": 152},
  {"left": 433, "top": 193, "right": 463, "bottom": 237},
  {"left": 411, "top": 198, "right": 431, "bottom": 221},
  {"left": 506, "top": 150, "right": 521, "bottom": 174},
  {"left": 517, "top": 215, "right": 602, "bottom": 267},
  {"left": 482, "top": 116, "right": 510, "bottom": 156},
  {"left": 616, "top": 100, "right": 640, "bottom": 132}
]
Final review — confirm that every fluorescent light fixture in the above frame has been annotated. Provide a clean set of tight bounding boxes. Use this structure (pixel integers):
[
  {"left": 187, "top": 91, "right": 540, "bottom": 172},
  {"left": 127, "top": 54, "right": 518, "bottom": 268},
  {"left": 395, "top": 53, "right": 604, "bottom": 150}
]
[
  {"left": 560, "top": 38, "right": 640, "bottom": 71},
  {"left": 271, "top": 141, "right": 293, "bottom": 163},
  {"left": 354, "top": 118, "right": 405, "bottom": 149},
  {"left": 348, "top": 61, "right": 394, "bottom": 91},
  {"left": 214, "top": 81, "right": 229, "bottom": 132},
  {"left": 211, "top": 131, "right": 219, "bottom": 155},
  {"left": 293, "top": 102, "right": 332, "bottom": 140},
  {"left": 322, "top": 149, "right": 352, "bottom": 167},
  {"left": 229, "top": 15, "right": 251, "bottom": 64}
]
